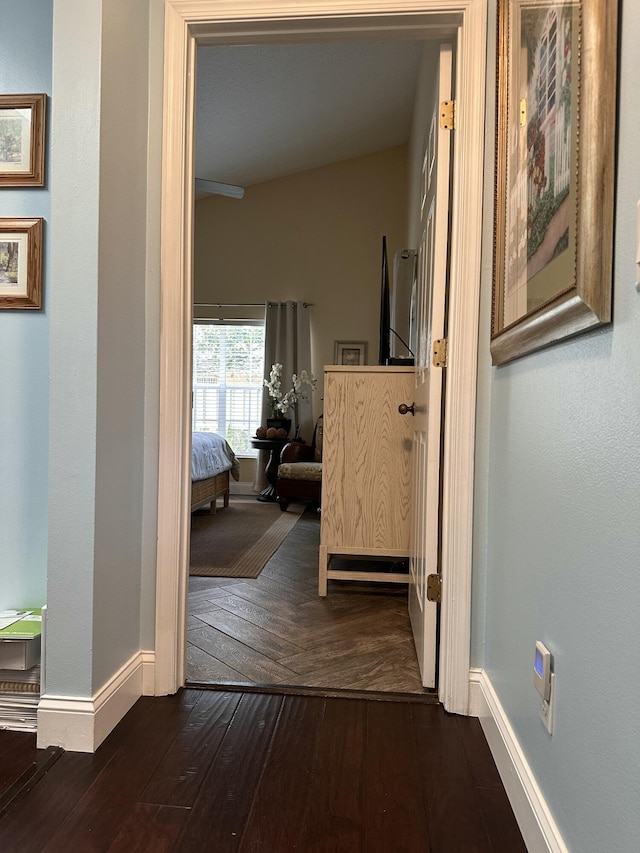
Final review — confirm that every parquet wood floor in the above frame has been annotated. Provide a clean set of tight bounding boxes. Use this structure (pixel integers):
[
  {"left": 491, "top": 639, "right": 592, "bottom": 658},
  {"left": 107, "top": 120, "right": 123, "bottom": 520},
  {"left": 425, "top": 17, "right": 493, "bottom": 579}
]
[{"left": 187, "top": 507, "right": 427, "bottom": 694}]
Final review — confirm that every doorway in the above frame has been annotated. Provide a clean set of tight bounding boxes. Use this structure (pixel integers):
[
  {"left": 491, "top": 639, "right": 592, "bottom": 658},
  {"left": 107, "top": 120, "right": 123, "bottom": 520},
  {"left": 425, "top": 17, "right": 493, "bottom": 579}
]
[
  {"left": 156, "top": 0, "right": 486, "bottom": 715},
  {"left": 187, "top": 36, "right": 432, "bottom": 693}
]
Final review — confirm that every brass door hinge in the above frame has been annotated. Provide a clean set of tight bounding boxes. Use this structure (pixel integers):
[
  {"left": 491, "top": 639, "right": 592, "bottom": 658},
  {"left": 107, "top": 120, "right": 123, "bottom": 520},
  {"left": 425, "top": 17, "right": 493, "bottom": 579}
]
[
  {"left": 433, "top": 338, "right": 448, "bottom": 368},
  {"left": 440, "top": 100, "right": 456, "bottom": 130},
  {"left": 427, "top": 573, "right": 442, "bottom": 603},
  {"left": 520, "top": 98, "right": 527, "bottom": 127}
]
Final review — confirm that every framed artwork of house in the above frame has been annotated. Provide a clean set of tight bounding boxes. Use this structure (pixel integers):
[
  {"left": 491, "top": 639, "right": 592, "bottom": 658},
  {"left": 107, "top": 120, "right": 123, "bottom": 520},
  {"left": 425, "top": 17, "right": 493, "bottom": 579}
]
[{"left": 491, "top": 0, "right": 618, "bottom": 365}]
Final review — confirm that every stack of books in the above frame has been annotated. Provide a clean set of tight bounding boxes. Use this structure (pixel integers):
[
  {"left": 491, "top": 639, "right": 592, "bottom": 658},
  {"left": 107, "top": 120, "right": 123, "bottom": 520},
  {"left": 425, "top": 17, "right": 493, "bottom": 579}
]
[{"left": 0, "top": 609, "right": 43, "bottom": 732}]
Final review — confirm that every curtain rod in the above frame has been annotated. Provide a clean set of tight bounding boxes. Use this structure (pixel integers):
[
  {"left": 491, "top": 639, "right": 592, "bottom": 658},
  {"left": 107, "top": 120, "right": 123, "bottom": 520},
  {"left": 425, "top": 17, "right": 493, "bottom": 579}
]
[{"left": 194, "top": 302, "right": 314, "bottom": 308}]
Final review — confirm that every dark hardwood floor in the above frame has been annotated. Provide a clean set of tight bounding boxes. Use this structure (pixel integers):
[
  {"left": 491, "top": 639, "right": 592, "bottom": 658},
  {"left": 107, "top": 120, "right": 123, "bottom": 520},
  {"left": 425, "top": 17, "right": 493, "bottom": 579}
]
[
  {"left": 187, "top": 507, "right": 426, "bottom": 693},
  {"left": 0, "top": 688, "right": 526, "bottom": 852},
  {"left": 0, "top": 505, "right": 526, "bottom": 850}
]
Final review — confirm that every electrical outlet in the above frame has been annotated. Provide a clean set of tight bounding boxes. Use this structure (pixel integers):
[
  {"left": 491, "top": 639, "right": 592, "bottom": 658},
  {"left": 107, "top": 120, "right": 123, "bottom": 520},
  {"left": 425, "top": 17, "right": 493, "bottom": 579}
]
[{"left": 539, "top": 672, "right": 555, "bottom": 734}]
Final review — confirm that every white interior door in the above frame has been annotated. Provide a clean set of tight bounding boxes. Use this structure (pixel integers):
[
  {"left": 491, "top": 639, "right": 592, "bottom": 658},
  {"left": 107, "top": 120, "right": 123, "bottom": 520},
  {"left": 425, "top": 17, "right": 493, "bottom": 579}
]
[{"left": 408, "top": 43, "right": 453, "bottom": 688}]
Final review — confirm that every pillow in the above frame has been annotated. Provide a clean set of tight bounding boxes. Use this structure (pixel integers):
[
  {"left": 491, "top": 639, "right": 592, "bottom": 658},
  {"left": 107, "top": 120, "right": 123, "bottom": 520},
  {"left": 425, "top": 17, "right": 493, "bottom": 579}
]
[{"left": 278, "top": 461, "right": 322, "bottom": 482}]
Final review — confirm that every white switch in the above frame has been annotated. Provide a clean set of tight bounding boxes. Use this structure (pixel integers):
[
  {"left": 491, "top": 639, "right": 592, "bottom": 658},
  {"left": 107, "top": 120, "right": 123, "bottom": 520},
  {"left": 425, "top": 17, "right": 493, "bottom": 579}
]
[
  {"left": 534, "top": 641, "right": 554, "bottom": 734},
  {"left": 540, "top": 673, "right": 555, "bottom": 735}
]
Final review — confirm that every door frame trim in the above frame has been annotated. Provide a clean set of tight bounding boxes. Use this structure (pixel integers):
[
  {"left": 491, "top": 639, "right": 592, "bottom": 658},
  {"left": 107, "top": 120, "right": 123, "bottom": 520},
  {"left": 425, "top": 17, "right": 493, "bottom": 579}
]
[{"left": 156, "top": 0, "right": 487, "bottom": 714}]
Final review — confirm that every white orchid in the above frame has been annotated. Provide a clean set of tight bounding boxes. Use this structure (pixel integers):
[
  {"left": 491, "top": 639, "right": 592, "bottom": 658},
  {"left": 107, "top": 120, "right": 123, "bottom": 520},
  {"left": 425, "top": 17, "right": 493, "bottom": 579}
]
[{"left": 263, "top": 363, "right": 317, "bottom": 416}]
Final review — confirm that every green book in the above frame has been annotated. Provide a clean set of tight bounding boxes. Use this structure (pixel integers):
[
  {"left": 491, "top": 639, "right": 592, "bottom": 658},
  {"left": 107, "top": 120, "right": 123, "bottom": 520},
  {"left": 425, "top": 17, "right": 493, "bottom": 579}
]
[{"left": 0, "top": 609, "right": 43, "bottom": 639}]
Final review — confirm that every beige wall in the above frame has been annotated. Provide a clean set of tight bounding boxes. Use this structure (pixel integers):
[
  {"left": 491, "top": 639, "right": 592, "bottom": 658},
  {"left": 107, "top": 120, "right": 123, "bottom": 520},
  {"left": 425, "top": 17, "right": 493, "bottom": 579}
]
[{"left": 194, "top": 144, "right": 409, "bottom": 414}]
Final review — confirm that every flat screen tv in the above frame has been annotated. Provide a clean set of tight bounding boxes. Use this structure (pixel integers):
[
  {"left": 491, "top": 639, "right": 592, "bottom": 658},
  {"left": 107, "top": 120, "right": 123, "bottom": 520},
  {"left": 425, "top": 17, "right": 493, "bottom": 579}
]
[
  {"left": 378, "top": 236, "right": 391, "bottom": 365},
  {"left": 379, "top": 236, "right": 415, "bottom": 365}
]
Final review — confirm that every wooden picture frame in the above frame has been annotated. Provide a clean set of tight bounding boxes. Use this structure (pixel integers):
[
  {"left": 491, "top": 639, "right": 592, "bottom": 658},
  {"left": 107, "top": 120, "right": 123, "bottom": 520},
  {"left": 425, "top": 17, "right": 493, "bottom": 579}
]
[
  {"left": 0, "top": 218, "right": 44, "bottom": 309},
  {"left": 0, "top": 94, "right": 46, "bottom": 187},
  {"left": 334, "top": 340, "right": 368, "bottom": 366},
  {"left": 491, "top": 0, "right": 618, "bottom": 365}
]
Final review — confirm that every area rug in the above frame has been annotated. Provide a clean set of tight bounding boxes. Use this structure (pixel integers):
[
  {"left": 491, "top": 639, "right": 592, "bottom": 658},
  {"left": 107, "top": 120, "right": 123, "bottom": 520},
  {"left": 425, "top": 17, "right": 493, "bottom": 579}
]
[{"left": 189, "top": 498, "right": 305, "bottom": 578}]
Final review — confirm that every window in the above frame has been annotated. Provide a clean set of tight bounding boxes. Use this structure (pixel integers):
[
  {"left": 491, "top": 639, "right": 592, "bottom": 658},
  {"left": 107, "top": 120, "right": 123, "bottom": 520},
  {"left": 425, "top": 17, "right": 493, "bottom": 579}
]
[
  {"left": 536, "top": 12, "right": 558, "bottom": 124},
  {"left": 192, "top": 321, "right": 265, "bottom": 456}
]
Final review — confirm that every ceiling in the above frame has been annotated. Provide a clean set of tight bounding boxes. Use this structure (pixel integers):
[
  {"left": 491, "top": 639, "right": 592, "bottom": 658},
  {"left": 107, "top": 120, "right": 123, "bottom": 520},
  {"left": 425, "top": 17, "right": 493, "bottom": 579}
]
[{"left": 195, "top": 39, "right": 427, "bottom": 191}]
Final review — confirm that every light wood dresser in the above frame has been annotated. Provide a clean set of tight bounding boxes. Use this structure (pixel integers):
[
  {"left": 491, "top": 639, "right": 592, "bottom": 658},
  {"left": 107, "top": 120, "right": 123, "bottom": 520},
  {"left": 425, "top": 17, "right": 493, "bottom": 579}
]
[{"left": 319, "top": 365, "right": 413, "bottom": 595}]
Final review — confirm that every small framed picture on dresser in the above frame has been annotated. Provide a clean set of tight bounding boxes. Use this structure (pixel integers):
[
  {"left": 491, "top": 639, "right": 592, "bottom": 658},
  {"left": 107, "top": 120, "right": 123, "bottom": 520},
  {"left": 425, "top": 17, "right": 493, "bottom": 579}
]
[{"left": 334, "top": 340, "right": 367, "bottom": 366}]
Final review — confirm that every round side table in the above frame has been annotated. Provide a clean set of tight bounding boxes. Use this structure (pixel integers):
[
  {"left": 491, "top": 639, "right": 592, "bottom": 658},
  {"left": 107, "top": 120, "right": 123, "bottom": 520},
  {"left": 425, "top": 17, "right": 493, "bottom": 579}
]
[{"left": 250, "top": 437, "right": 288, "bottom": 502}]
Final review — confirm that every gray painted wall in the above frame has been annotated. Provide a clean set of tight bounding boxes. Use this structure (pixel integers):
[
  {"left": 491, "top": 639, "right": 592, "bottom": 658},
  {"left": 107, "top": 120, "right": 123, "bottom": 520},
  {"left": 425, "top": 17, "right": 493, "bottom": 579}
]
[
  {"left": 46, "top": 0, "right": 102, "bottom": 698},
  {"left": 0, "top": 1, "right": 52, "bottom": 611},
  {"left": 91, "top": 0, "right": 153, "bottom": 690},
  {"left": 474, "top": 2, "right": 640, "bottom": 851},
  {"left": 45, "top": 0, "right": 156, "bottom": 695}
]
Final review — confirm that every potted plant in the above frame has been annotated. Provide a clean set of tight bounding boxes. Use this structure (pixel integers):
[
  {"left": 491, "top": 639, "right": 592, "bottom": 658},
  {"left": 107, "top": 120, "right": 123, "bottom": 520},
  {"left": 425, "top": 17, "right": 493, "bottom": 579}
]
[{"left": 263, "top": 363, "right": 316, "bottom": 436}]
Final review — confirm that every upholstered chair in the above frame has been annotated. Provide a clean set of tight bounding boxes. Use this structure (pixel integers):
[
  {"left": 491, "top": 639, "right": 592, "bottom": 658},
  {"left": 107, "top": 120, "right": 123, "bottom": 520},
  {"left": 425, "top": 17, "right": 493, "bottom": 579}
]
[{"left": 276, "top": 416, "right": 322, "bottom": 511}]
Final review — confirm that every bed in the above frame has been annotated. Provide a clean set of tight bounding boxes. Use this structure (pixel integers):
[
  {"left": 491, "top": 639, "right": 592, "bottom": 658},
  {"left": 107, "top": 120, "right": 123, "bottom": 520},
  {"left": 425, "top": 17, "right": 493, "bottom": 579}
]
[{"left": 191, "top": 432, "right": 240, "bottom": 513}]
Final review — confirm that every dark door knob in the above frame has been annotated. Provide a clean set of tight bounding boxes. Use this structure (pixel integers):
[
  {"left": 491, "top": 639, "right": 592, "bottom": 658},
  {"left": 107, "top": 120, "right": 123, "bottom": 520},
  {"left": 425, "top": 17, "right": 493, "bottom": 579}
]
[{"left": 398, "top": 403, "right": 415, "bottom": 416}]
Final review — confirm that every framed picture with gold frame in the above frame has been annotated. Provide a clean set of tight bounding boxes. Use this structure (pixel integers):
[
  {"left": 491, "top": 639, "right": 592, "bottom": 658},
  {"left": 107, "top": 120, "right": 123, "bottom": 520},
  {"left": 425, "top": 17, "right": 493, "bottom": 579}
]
[
  {"left": 0, "top": 218, "right": 44, "bottom": 309},
  {"left": 0, "top": 94, "right": 46, "bottom": 187},
  {"left": 491, "top": 1, "right": 618, "bottom": 365}
]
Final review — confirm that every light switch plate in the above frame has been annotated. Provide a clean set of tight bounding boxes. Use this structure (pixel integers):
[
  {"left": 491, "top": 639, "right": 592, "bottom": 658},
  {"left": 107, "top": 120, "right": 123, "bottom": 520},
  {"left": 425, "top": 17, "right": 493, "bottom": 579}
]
[{"left": 540, "top": 672, "right": 555, "bottom": 734}]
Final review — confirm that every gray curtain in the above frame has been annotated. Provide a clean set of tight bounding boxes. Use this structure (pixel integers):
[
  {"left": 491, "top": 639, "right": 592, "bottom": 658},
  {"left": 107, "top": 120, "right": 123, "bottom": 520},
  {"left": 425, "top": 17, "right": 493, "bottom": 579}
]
[
  {"left": 254, "top": 301, "right": 313, "bottom": 493},
  {"left": 263, "top": 300, "right": 313, "bottom": 440}
]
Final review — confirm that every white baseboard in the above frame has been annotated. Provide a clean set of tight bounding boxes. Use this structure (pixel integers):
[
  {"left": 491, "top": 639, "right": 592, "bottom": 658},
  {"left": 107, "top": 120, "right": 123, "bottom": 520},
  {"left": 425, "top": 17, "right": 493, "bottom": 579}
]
[
  {"left": 468, "top": 666, "right": 484, "bottom": 717},
  {"left": 37, "top": 650, "right": 153, "bottom": 752},
  {"left": 468, "top": 668, "right": 568, "bottom": 853},
  {"left": 230, "top": 481, "right": 257, "bottom": 496},
  {"left": 141, "top": 650, "right": 156, "bottom": 695}
]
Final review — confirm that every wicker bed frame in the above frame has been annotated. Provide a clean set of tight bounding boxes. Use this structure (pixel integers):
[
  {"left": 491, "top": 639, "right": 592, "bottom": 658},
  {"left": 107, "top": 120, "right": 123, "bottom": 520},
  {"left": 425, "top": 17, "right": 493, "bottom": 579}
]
[{"left": 191, "top": 470, "right": 230, "bottom": 514}]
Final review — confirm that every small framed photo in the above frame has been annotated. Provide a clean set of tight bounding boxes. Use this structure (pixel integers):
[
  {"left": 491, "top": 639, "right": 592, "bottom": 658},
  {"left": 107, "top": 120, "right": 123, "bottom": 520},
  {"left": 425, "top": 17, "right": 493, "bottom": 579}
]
[
  {"left": 334, "top": 340, "right": 368, "bottom": 366},
  {"left": 0, "top": 94, "right": 46, "bottom": 187},
  {"left": 0, "top": 218, "right": 44, "bottom": 309}
]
